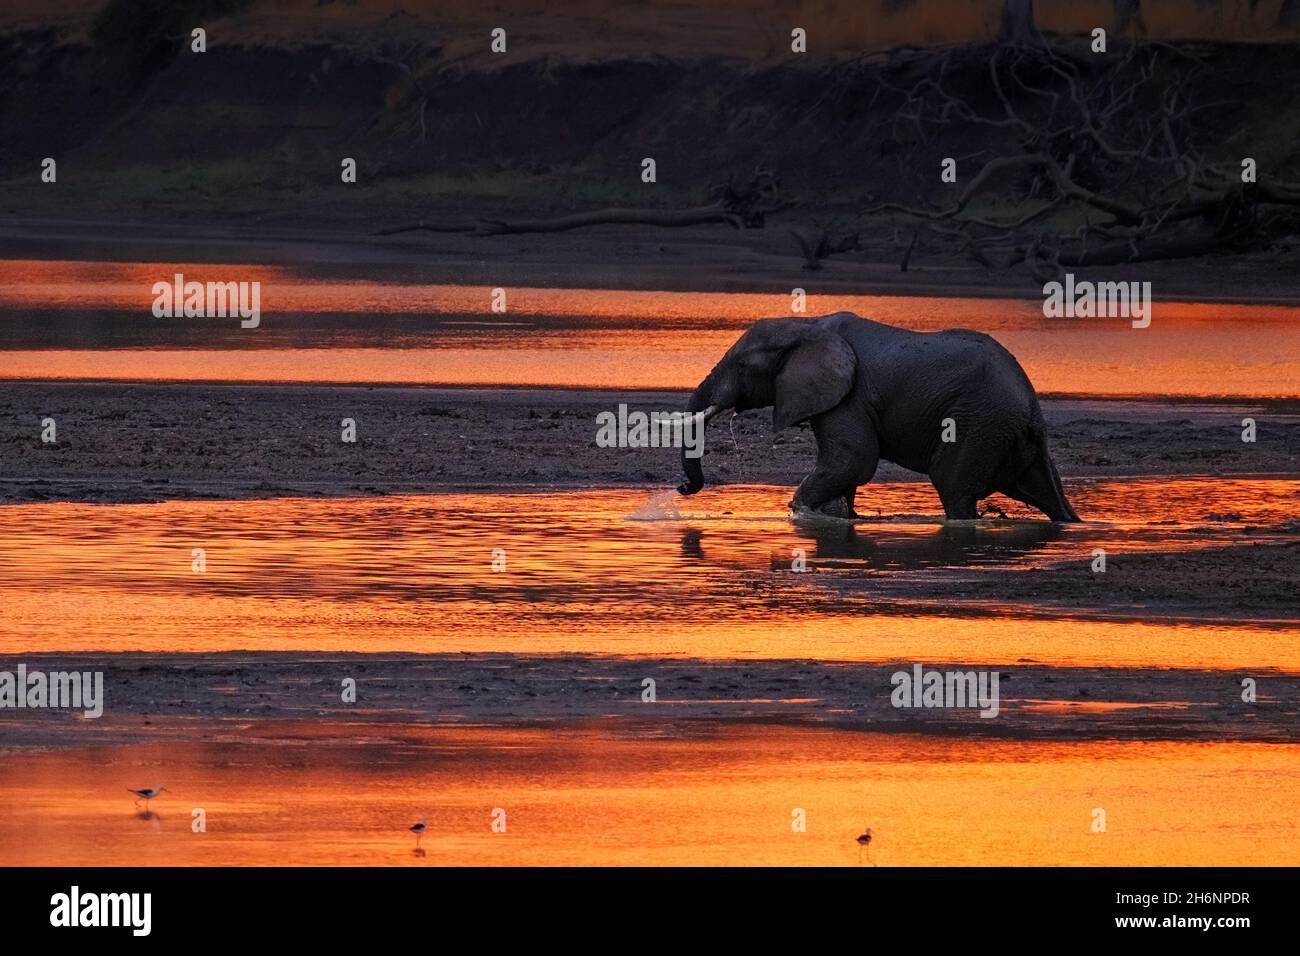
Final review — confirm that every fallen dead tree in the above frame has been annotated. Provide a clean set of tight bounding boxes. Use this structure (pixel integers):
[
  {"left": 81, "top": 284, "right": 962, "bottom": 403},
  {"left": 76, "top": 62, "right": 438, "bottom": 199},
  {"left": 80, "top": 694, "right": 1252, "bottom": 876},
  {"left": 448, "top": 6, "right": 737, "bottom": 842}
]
[
  {"left": 841, "top": 39, "right": 1300, "bottom": 277},
  {"left": 790, "top": 220, "right": 865, "bottom": 271},
  {"left": 374, "top": 168, "right": 796, "bottom": 237}
]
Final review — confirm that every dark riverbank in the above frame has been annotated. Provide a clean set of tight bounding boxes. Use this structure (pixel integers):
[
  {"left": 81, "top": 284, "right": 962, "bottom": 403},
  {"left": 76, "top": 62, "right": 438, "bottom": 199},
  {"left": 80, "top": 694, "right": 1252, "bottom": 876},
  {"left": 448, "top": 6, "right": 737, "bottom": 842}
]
[
  {"left": 1, "top": 383, "right": 1296, "bottom": 504},
  {"left": 4, "top": 652, "right": 1297, "bottom": 748}
]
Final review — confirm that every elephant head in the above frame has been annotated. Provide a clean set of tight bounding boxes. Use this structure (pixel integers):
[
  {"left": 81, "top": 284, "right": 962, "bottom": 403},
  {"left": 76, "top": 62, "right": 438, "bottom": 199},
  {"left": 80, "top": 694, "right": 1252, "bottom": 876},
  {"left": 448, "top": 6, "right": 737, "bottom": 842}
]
[{"left": 677, "top": 317, "right": 857, "bottom": 495}]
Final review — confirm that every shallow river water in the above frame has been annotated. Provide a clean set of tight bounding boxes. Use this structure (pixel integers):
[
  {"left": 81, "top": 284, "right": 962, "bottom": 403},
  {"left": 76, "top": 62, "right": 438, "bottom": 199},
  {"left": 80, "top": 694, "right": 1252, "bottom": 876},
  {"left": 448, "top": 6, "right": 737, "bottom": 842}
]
[{"left": 1, "top": 260, "right": 1297, "bottom": 396}]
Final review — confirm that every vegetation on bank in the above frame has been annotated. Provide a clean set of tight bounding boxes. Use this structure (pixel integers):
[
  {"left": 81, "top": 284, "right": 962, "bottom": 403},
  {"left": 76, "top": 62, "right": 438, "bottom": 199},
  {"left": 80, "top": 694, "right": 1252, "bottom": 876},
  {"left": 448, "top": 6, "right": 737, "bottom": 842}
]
[{"left": 1, "top": 3, "right": 1298, "bottom": 277}]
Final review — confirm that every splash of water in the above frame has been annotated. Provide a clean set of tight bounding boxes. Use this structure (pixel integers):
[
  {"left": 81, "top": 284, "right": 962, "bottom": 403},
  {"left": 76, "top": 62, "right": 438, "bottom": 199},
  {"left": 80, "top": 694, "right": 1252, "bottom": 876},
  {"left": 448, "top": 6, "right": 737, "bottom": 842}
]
[{"left": 627, "top": 489, "right": 683, "bottom": 521}]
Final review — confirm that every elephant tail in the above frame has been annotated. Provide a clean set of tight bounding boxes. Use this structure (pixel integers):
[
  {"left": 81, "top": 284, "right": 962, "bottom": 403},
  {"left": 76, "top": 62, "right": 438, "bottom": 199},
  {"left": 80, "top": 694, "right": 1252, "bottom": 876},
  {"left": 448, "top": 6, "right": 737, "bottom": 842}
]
[{"left": 1017, "top": 424, "right": 1081, "bottom": 522}]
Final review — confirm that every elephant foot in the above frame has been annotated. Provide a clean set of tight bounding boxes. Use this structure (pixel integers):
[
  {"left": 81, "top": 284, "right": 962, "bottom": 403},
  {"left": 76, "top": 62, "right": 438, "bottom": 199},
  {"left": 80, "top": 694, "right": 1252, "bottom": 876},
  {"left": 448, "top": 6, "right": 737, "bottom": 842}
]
[
  {"left": 790, "top": 495, "right": 859, "bottom": 521},
  {"left": 818, "top": 496, "right": 859, "bottom": 519}
]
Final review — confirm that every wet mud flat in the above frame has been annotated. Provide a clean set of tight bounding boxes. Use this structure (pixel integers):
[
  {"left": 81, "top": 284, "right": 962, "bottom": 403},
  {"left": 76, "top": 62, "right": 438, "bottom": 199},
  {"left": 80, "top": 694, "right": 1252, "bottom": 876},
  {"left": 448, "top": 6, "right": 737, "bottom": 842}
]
[
  {"left": 810, "top": 538, "right": 1300, "bottom": 621},
  {"left": 0, "top": 382, "right": 1295, "bottom": 503},
  {"left": 3, "top": 652, "right": 1298, "bottom": 749}
]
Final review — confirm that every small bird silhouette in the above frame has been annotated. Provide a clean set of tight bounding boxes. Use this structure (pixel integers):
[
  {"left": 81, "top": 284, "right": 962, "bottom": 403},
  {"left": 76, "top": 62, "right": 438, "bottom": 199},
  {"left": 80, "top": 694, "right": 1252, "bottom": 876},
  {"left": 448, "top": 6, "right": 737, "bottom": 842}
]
[
  {"left": 856, "top": 827, "right": 876, "bottom": 866},
  {"left": 409, "top": 817, "right": 428, "bottom": 846},
  {"left": 127, "top": 786, "right": 166, "bottom": 809}
]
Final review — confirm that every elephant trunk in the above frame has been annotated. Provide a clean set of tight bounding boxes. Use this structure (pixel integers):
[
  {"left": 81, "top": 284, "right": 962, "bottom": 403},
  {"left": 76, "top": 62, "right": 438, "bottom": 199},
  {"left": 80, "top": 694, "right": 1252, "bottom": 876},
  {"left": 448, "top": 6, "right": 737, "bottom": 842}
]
[
  {"left": 677, "top": 379, "right": 724, "bottom": 495},
  {"left": 678, "top": 437, "right": 706, "bottom": 495}
]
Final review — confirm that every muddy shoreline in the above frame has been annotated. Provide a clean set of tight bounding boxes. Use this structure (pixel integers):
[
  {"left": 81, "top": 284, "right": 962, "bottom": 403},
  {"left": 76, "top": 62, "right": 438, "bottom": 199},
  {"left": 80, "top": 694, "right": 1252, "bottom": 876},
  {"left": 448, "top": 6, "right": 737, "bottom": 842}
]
[
  {"left": 2, "top": 382, "right": 1296, "bottom": 504},
  {"left": 2, "top": 652, "right": 1296, "bottom": 748},
  {"left": 6, "top": 216, "right": 1300, "bottom": 305},
  {"left": 814, "top": 540, "right": 1300, "bottom": 623}
]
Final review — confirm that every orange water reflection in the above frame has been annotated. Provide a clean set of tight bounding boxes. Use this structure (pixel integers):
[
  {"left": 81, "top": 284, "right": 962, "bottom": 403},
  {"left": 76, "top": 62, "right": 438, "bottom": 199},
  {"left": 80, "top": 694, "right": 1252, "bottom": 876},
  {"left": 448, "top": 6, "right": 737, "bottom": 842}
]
[
  {"left": 1, "top": 724, "right": 1296, "bottom": 866},
  {"left": 0, "top": 259, "right": 1295, "bottom": 325},
  {"left": 1, "top": 259, "right": 1297, "bottom": 396},
  {"left": 0, "top": 481, "right": 1294, "bottom": 667}
]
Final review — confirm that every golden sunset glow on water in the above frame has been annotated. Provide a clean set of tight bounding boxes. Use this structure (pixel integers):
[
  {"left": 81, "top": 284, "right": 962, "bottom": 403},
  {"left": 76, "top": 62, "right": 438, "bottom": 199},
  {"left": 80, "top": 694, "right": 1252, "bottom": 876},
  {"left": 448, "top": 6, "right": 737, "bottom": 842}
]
[
  {"left": 1, "top": 725, "right": 1296, "bottom": 866},
  {"left": 0, "top": 483, "right": 1294, "bottom": 665},
  {"left": 5, "top": 0, "right": 1300, "bottom": 891},
  {"left": 1, "top": 260, "right": 1297, "bottom": 396}
]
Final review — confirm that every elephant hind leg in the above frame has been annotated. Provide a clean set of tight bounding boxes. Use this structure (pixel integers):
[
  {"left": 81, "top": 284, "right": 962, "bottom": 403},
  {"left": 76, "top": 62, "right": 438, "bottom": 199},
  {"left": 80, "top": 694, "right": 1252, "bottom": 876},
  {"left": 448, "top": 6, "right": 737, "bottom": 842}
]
[
  {"left": 930, "top": 463, "right": 981, "bottom": 519},
  {"left": 1003, "top": 454, "right": 1080, "bottom": 522},
  {"left": 929, "top": 430, "right": 1007, "bottom": 521},
  {"left": 935, "top": 486, "right": 980, "bottom": 520}
]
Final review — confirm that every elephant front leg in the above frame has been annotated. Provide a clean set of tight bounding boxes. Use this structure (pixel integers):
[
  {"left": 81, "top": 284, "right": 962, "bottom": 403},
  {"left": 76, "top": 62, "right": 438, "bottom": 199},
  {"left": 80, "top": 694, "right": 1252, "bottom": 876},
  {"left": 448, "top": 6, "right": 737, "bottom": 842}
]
[{"left": 789, "top": 406, "right": 879, "bottom": 517}]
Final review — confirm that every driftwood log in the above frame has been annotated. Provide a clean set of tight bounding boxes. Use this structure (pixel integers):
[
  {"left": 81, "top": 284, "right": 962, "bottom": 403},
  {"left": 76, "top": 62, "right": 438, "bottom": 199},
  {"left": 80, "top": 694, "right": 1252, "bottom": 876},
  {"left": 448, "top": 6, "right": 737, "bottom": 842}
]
[{"left": 374, "top": 169, "right": 796, "bottom": 237}]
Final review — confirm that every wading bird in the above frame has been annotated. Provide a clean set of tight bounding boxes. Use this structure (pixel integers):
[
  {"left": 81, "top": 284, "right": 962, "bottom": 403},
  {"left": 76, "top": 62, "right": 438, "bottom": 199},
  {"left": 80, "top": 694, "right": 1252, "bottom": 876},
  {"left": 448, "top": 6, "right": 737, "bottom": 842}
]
[
  {"left": 856, "top": 827, "right": 875, "bottom": 866},
  {"left": 127, "top": 786, "right": 166, "bottom": 809},
  {"left": 409, "top": 817, "right": 428, "bottom": 846}
]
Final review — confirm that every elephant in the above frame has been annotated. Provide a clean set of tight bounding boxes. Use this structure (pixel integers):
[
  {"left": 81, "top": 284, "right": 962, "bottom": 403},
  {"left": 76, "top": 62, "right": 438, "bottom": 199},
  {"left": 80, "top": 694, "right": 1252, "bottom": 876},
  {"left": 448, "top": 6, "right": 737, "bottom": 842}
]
[{"left": 676, "top": 312, "right": 1080, "bottom": 522}]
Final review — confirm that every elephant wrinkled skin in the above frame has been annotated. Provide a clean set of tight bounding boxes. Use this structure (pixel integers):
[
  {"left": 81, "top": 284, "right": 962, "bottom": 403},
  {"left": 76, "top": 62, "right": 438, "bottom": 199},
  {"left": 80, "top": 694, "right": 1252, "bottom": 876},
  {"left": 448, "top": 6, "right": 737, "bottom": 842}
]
[{"left": 677, "top": 313, "right": 1081, "bottom": 522}]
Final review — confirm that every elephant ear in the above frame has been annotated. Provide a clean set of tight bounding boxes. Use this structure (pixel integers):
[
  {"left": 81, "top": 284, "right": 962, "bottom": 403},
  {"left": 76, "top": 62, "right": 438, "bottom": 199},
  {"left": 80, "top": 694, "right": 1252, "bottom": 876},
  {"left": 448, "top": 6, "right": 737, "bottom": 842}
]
[{"left": 772, "top": 333, "right": 857, "bottom": 431}]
